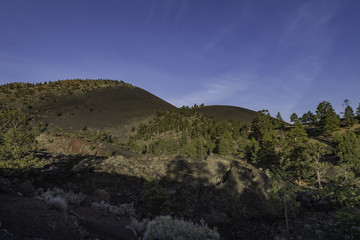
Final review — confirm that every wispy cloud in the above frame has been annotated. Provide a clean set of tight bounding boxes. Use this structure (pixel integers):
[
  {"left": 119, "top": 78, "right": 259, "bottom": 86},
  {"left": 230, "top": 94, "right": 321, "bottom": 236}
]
[
  {"left": 202, "top": 21, "right": 242, "bottom": 53},
  {"left": 168, "top": 0, "right": 345, "bottom": 119},
  {"left": 266, "top": 0, "right": 343, "bottom": 117},
  {"left": 168, "top": 74, "right": 252, "bottom": 107}
]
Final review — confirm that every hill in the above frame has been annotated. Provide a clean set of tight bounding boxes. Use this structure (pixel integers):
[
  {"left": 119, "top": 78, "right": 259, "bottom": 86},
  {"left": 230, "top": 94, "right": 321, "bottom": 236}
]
[
  {"left": 0, "top": 79, "right": 175, "bottom": 139},
  {"left": 197, "top": 105, "right": 257, "bottom": 123}
]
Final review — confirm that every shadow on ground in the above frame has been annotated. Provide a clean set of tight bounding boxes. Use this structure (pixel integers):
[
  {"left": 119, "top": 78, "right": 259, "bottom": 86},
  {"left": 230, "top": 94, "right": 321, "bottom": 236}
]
[{"left": 1, "top": 152, "right": 281, "bottom": 240}]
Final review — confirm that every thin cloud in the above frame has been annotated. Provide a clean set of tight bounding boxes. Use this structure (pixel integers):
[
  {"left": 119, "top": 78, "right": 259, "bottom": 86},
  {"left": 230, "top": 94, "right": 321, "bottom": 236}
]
[
  {"left": 266, "top": 0, "right": 343, "bottom": 118},
  {"left": 202, "top": 21, "right": 242, "bottom": 53},
  {"left": 169, "top": 75, "right": 251, "bottom": 107},
  {"left": 170, "top": 1, "right": 345, "bottom": 119}
]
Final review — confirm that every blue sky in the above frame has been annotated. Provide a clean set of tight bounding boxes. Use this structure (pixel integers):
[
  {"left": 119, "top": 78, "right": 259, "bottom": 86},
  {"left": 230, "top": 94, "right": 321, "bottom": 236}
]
[{"left": 1, "top": 0, "right": 360, "bottom": 121}]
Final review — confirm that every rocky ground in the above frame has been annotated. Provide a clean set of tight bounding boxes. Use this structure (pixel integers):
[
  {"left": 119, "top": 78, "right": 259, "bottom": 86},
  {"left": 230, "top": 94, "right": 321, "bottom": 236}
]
[
  {"left": 0, "top": 151, "right": 343, "bottom": 240},
  {"left": 0, "top": 193, "right": 134, "bottom": 240}
]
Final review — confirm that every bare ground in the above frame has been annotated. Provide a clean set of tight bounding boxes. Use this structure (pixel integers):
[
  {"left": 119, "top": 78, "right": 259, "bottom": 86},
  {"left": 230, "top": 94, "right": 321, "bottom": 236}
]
[{"left": 0, "top": 193, "right": 135, "bottom": 240}]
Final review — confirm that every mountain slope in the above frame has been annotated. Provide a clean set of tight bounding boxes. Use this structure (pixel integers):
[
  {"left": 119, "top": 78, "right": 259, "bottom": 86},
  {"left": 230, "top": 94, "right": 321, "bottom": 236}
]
[
  {"left": 197, "top": 105, "right": 257, "bottom": 123},
  {"left": 33, "top": 85, "right": 174, "bottom": 132},
  {"left": 0, "top": 80, "right": 175, "bottom": 138}
]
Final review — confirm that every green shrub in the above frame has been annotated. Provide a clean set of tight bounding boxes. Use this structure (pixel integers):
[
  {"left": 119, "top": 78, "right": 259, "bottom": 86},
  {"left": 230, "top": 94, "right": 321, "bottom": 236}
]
[
  {"left": 0, "top": 154, "right": 43, "bottom": 175},
  {"left": 0, "top": 109, "right": 37, "bottom": 162}
]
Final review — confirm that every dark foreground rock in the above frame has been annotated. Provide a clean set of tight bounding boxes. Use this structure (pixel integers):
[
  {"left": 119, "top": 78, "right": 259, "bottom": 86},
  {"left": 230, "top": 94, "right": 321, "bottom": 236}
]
[{"left": 0, "top": 193, "right": 134, "bottom": 240}]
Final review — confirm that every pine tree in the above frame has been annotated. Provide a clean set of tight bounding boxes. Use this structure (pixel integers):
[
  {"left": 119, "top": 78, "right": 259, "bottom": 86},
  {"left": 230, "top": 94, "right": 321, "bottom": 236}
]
[
  {"left": 216, "top": 131, "right": 236, "bottom": 157},
  {"left": 300, "top": 112, "right": 309, "bottom": 124},
  {"left": 251, "top": 110, "right": 274, "bottom": 141},
  {"left": 356, "top": 103, "right": 360, "bottom": 118},
  {"left": 290, "top": 113, "right": 299, "bottom": 123},
  {"left": 258, "top": 130, "right": 279, "bottom": 165},
  {"left": 315, "top": 101, "right": 340, "bottom": 135},
  {"left": 300, "top": 111, "right": 315, "bottom": 124},
  {"left": 342, "top": 99, "right": 357, "bottom": 127},
  {"left": 281, "top": 120, "right": 311, "bottom": 184},
  {"left": 251, "top": 110, "right": 279, "bottom": 165},
  {"left": 269, "top": 174, "right": 301, "bottom": 234},
  {"left": 343, "top": 106, "right": 356, "bottom": 127},
  {"left": 287, "top": 120, "right": 308, "bottom": 144},
  {"left": 307, "top": 111, "right": 315, "bottom": 123},
  {"left": 275, "top": 112, "right": 285, "bottom": 128},
  {"left": 246, "top": 137, "right": 260, "bottom": 164},
  {"left": 335, "top": 130, "right": 360, "bottom": 172}
]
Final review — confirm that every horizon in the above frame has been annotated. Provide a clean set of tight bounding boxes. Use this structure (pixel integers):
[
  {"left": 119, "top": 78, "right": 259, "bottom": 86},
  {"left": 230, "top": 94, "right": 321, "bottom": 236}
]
[{"left": 1, "top": 0, "right": 360, "bottom": 121}]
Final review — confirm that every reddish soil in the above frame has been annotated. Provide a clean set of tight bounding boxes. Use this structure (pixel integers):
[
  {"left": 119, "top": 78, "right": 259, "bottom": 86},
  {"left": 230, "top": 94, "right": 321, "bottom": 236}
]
[{"left": 37, "top": 134, "right": 138, "bottom": 158}]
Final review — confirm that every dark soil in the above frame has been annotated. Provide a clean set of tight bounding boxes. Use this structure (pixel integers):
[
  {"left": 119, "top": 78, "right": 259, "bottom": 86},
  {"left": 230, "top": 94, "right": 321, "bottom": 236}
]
[
  {"left": 0, "top": 193, "right": 135, "bottom": 240},
  {"left": 198, "top": 105, "right": 257, "bottom": 123},
  {"left": 29, "top": 86, "right": 175, "bottom": 140}
]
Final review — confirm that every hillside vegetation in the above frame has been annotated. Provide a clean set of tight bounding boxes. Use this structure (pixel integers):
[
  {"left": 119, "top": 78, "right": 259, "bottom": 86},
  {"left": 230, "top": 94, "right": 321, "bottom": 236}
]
[
  {"left": 0, "top": 79, "right": 131, "bottom": 109},
  {"left": 126, "top": 105, "right": 249, "bottom": 159}
]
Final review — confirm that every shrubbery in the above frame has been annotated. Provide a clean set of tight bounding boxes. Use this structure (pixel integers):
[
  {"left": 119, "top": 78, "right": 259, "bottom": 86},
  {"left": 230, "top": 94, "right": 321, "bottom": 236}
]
[
  {"left": 45, "top": 196, "right": 68, "bottom": 212},
  {"left": 143, "top": 216, "right": 220, "bottom": 240},
  {"left": 0, "top": 109, "right": 40, "bottom": 174},
  {"left": 0, "top": 109, "right": 37, "bottom": 161},
  {"left": 40, "top": 188, "right": 86, "bottom": 206},
  {"left": 91, "top": 201, "right": 136, "bottom": 218}
]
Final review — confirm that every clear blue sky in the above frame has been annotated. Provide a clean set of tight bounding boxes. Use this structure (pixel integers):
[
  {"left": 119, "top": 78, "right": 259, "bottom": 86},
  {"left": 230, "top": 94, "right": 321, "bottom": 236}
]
[{"left": 1, "top": 0, "right": 359, "bottom": 121}]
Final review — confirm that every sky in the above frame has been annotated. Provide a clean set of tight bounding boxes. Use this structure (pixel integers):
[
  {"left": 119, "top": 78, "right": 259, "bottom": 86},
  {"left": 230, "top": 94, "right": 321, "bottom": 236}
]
[{"left": 1, "top": 0, "right": 360, "bottom": 121}]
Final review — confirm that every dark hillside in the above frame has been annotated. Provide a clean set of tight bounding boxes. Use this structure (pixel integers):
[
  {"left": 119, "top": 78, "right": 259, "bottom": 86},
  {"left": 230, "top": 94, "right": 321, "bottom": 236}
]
[
  {"left": 198, "top": 105, "right": 257, "bottom": 123},
  {"left": 0, "top": 80, "right": 175, "bottom": 139},
  {"left": 31, "top": 86, "right": 175, "bottom": 137}
]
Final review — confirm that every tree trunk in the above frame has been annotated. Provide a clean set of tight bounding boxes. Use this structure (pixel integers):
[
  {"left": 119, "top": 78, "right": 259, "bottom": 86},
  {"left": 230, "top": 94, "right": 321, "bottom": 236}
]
[
  {"left": 316, "top": 167, "right": 322, "bottom": 189},
  {"left": 284, "top": 195, "right": 289, "bottom": 234},
  {"left": 315, "top": 156, "right": 322, "bottom": 189}
]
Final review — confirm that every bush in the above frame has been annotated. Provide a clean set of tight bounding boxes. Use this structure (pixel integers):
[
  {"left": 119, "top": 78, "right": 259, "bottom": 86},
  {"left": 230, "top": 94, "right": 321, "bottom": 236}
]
[
  {"left": 65, "top": 190, "right": 86, "bottom": 206},
  {"left": 0, "top": 154, "right": 43, "bottom": 175},
  {"left": 0, "top": 109, "right": 37, "bottom": 162},
  {"left": 91, "top": 201, "right": 136, "bottom": 218},
  {"left": 91, "top": 189, "right": 110, "bottom": 202},
  {"left": 45, "top": 196, "right": 68, "bottom": 212},
  {"left": 143, "top": 216, "right": 220, "bottom": 240},
  {"left": 40, "top": 188, "right": 86, "bottom": 206},
  {"left": 126, "top": 218, "right": 150, "bottom": 238}
]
